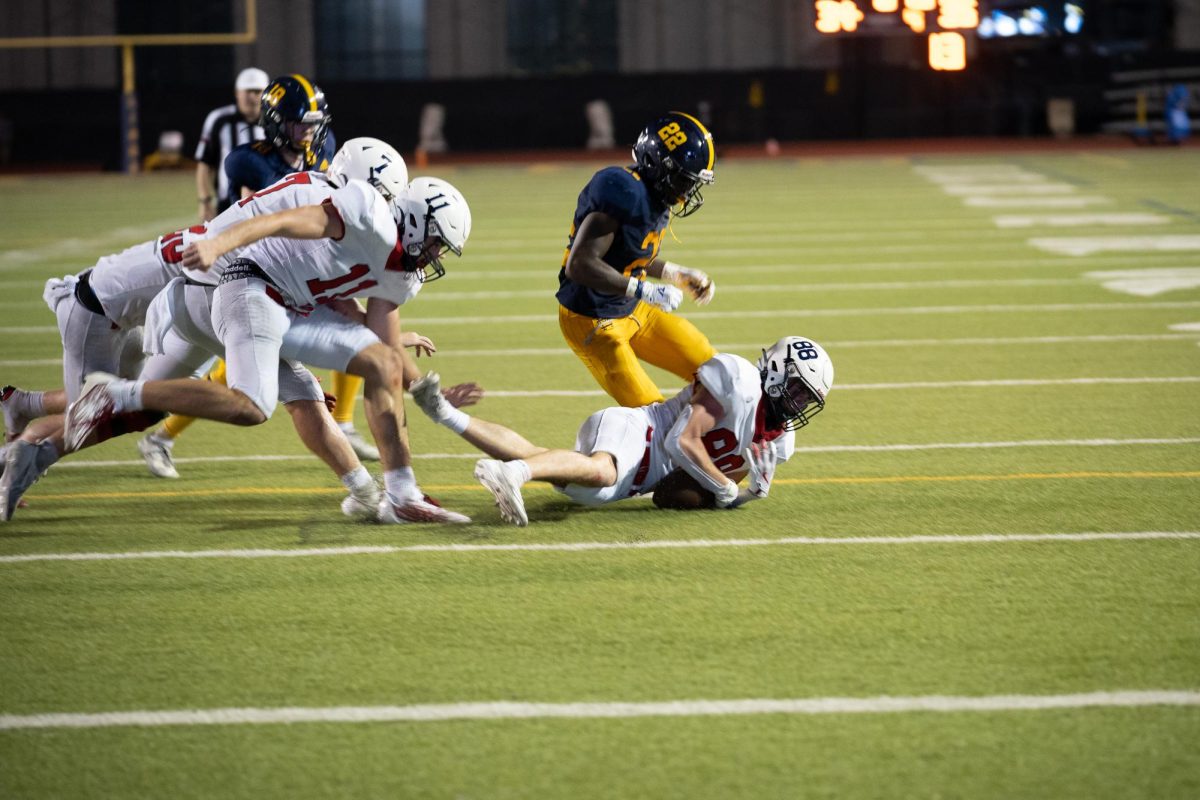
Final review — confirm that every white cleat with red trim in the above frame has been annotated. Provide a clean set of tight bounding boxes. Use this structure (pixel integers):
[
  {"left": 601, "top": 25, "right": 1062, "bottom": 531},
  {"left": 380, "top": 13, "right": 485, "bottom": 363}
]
[
  {"left": 64, "top": 372, "right": 119, "bottom": 453},
  {"left": 474, "top": 458, "right": 529, "bottom": 527},
  {"left": 379, "top": 493, "right": 471, "bottom": 524}
]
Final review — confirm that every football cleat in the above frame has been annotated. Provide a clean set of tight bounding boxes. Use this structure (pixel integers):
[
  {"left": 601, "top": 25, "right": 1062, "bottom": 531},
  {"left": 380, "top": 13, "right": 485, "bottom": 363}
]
[
  {"left": 409, "top": 372, "right": 449, "bottom": 423},
  {"left": 341, "top": 427, "right": 380, "bottom": 462},
  {"left": 341, "top": 479, "right": 382, "bottom": 522},
  {"left": 2, "top": 385, "right": 33, "bottom": 442},
  {"left": 137, "top": 432, "right": 180, "bottom": 479},
  {"left": 0, "top": 440, "right": 58, "bottom": 522},
  {"left": 63, "top": 372, "right": 119, "bottom": 453},
  {"left": 379, "top": 494, "right": 471, "bottom": 525},
  {"left": 474, "top": 459, "right": 529, "bottom": 527}
]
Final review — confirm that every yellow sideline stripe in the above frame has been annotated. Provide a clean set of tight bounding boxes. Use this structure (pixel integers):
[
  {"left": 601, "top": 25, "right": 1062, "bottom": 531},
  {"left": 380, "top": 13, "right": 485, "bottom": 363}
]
[{"left": 28, "top": 470, "right": 1200, "bottom": 502}]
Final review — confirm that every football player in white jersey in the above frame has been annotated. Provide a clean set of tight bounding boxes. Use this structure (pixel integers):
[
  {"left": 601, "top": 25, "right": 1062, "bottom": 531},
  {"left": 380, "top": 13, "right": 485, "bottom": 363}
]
[
  {"left": 405, "top": 336, "right": 834, "bottom": 526},
  {"left": 62, "top": 173, "right": 477, "bottom": 524},
  {"left": 0, "top": 172, "right": 382, "bottom": 522}
]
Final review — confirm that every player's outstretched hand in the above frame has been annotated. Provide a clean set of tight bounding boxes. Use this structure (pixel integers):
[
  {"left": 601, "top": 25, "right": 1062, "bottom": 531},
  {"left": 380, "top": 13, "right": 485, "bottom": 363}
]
[
  {"left": 400, "top": 331, "right": 436, "bottom": 357},
  {"left": 746, "top": 440, "right": 777, "bottom": 498},
  {"left": 181, "top": 240, "right": 221, "bottom": 270},
  {"left": 444, "top": 382, "right": 484, "bottom": 408},
  {"left": 642, "top": 283, "right": 683, "bottom": 313}
]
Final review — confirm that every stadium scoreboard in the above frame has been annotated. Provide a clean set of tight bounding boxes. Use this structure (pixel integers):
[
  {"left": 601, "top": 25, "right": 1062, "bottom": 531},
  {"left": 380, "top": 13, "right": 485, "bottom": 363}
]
[{"left": 814, "top": 0, "right": 979, "bottom": 71}]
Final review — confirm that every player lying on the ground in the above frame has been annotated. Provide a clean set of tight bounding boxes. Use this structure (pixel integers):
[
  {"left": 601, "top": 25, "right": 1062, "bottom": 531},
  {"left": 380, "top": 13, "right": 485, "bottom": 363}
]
[
  {"left": 57, "top": 171, "right": 478, "bottom": 525},
  {"left": 408, "top": 336, "right": 834, "bottom": 526}
]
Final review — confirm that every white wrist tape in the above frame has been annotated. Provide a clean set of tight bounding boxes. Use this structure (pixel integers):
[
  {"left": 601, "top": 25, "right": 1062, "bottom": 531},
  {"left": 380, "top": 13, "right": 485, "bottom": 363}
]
[{"left": 625, "top": 277, "right": 643, "bottom": 299}]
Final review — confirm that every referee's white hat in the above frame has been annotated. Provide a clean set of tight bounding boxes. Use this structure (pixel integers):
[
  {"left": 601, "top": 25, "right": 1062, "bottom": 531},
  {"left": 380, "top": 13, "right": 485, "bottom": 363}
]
[{"left": 235, "top": 68, "right": 270, "bottom": 91}]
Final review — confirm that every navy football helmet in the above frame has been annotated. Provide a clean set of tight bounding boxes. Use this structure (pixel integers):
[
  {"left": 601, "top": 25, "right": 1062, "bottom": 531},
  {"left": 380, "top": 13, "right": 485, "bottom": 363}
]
[
  {"left": 632, "top": 111, "right": 715, "bottom": 217},
  {"left": 260, "top": 74, "right": 332, "bottom": 166}
]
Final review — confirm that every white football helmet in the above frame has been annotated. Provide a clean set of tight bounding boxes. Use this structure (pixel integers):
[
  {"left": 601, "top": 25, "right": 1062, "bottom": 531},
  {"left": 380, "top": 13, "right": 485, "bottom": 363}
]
[
  {"left": 326, "top": 137, "right": 409, "bottom": 200},
  {"left": 757, "top": 336, "right": 834, "bottom": 430},
  {"left": 390, "top": 176, "right": 472, "bottom": 282}
]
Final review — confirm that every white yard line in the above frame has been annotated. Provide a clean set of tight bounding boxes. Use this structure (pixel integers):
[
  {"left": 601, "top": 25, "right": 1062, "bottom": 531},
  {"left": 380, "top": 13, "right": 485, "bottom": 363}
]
[
  {"left": 0, "top": 219, "right": 184, "bottom": 272},
  {"left": 993, "top": 214, "right": 1170, "bottom": 228},
  {"left": 1030, "top": 236, "right": 1200, "bottom": 257},
  {"left": 965, "top": 197, "right": 1114, "bottom": 208},
  {"left": 47, "top": 437, "right": 1200, "bottom": 471},
  {"left": 2, "top": 531, "right": 1197, "bottom": 565},
  {"left": 2, "top": 690, "right": 1196, "bottom": 731}
]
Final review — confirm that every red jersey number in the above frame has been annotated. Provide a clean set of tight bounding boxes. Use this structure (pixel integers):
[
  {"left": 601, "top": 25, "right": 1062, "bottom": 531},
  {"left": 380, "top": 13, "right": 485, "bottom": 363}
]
[
  {"left": 701, "top": 428, "right": 746, "bottom": 475},
  {"left": 306, "top": 264, "right": 378, "bottom": 305},
  {"left": 237, "top": 172, "right": 313, "bottom": 208},
  {"left": 159, "top": 225, "right": 208, "bottom": 264}
]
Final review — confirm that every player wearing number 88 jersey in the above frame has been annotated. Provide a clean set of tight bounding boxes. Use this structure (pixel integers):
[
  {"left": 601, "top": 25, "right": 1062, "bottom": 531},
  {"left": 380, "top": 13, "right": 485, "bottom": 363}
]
[{"left": 407, "top": 337, "right": 834, "bottom": 526}]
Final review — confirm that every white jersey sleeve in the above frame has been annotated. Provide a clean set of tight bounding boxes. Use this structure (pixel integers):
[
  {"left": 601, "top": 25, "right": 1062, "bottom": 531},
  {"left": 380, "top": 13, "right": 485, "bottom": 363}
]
[{"left": 695, "top": 353, "right": 762, "bottom": 455}]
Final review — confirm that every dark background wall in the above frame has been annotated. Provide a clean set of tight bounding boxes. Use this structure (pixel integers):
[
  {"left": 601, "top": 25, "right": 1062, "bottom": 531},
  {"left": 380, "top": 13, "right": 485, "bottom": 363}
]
[{"left": 0, "top": 0, "right": 1195, "bottom": 168}]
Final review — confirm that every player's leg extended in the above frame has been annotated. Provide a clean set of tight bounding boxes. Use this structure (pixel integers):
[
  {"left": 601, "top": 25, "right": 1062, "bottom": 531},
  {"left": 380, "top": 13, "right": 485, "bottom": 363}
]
[
  {"left": 630, "top": 305, "right": 716, "bottom": 383},
  {"left": 558, "top": 306, "right": 664, "bottom": 407},
  {"left": 155, "top": 360, "right": 227, "bottom": 438},
  {"left": 281, "top": 380, "right": 379, "bottom": 522},
  {"left": 138, "top": 359, "right": 227, "bottom": 478},
  {"left": 410, "top": 371, "right": 547, "bottom": 461}
]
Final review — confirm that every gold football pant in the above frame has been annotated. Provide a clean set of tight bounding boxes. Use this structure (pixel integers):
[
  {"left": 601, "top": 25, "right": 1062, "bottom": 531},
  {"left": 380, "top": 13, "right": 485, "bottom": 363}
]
[
  {"left": 158, "top": 362, "right": 362, "bottom": 437},
  {"left": 558, "top": 302, "right": 716, "bottom": 407}
]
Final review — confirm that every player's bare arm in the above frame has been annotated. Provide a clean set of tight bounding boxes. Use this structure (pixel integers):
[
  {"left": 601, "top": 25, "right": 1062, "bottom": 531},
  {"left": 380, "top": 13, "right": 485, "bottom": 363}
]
[
  {"left": 563, "top": 211, "right": 624, "bottom": 293},
  {"left": 181, "top": 203, "right": 345, "bottom": 269},
  {"left": 657, "top": 383, "right": 741, "bottom": 506}
]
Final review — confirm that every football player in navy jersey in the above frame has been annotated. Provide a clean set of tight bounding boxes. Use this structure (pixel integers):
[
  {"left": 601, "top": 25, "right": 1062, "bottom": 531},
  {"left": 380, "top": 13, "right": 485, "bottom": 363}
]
[
  {"left": 223, "top": 74, "right": 337, "bottom": 206},
  {"left": 136, "top": 74, "right": 380, "bottom": 476},
  {"left": 557, "top": 111, "right": 720, "bottom": 408}
]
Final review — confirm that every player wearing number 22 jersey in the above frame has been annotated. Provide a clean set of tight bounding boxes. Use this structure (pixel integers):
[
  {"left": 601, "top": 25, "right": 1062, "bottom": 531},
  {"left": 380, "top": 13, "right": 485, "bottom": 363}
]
[{"left": 557, "top": 111, "right": 723, "bottom": 409}]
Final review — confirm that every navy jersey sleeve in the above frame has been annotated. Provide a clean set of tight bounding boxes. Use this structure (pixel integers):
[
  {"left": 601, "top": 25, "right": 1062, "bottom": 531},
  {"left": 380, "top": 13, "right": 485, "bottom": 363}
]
[
  {"left": 224, "top": 144, "right": 277, "bottom": 195},
  {"left": 577, "top": 167, "right": 642, "bottom": 224},
  {"left": 314, "top": 130, "right": 337, "bottom": 171}
]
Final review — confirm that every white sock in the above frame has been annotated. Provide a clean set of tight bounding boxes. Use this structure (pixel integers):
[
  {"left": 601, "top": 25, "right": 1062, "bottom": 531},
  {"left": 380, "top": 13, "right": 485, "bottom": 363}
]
[
  {"left": 441, "top": 405, "right": 470, "bottom": 435},
  {"left": 148, "top": 430, "right": 174, "bottom": 448},
  {"left": 509, "top": 459, "right": 532, "bottom": 485},
  {"left": 108, "top": 379, "right": 145, "bottom": 414},
  {"left": 384, "top": 466, "right": 419, "bottom": 502},
  {"left": 337, "top": 421, "right": 356, "bottom": 434},
  {"left": 340, "top": 465, "right": 374, "bottom": 493},
  {"left": 25, "top": 391, "right": 46, "bottom": 417}
]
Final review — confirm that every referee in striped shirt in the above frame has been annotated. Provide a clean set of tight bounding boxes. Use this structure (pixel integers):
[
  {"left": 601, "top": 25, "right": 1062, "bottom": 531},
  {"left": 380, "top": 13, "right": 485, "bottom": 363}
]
[{"left": 194, "top": 67, "right": 269, "bottom": 221}]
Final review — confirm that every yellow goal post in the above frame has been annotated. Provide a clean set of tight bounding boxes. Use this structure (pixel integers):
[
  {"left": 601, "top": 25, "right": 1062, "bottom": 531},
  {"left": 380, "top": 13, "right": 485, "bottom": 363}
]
[{"left": 0, "top": 0, "right": 258, "bottom": 173}]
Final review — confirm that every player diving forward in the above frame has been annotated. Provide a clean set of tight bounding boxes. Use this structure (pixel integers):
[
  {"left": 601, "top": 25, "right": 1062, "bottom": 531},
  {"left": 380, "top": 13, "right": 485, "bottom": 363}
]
[
  {"left": 139, "top": 72, "right": 383, "bottom": 475},
  {"left": 61, "top": 166, "right": 477, "bottom": 524},
  {"left": 1, "top": 141, "right": 478, "bottom": 523},
  {"left": 408, "top": 337, "right": 834, "bottom": 526}
]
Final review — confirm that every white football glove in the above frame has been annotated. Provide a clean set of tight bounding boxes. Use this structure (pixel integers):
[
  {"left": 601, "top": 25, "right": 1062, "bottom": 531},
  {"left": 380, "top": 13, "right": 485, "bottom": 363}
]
[
  {"left": 713, "top": 479, "right": 739, "bottom": 509},
  {"left": 627, "top": 278, "right": 683, "bottom": 313},
  {"left": 746, "top": 441, "right": 778, "bottom": 499},
  {"left": 661, "top": 261, "right": 716, "bottom": 306}
]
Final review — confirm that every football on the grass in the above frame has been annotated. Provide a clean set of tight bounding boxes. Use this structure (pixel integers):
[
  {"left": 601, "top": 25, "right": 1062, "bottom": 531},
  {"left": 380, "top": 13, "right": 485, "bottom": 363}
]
[{"left": 651, "top": 468, "right": 715, "bottom": 510}]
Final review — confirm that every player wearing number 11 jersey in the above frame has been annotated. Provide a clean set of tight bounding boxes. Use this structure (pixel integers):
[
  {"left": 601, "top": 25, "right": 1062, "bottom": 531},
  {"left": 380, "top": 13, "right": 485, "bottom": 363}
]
[
  {"left": 63, "top": 171, "right": 478, "bottom": 524},
  {"left": 406, "top": 337, "right": 834, "bottom": 526}
]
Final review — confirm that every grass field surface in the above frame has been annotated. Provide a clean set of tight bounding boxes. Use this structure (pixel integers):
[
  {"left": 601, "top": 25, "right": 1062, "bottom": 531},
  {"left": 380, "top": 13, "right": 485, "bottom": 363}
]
[{"left": 1, "top": 147, "right": 1198, "bottom": 798}]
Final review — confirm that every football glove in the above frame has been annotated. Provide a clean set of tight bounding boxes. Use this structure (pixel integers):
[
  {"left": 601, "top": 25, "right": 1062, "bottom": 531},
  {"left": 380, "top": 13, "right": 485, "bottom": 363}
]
[
  {"left": 627, "top": 278, "right": 683, "bottom": 313},
  {"left": 660, "top": 261, "right": 716, "bottom": 306},
  {"left": 746, "top": 440, "right": 778, "bottom": 499}
]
